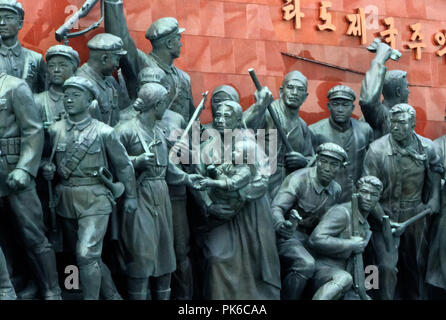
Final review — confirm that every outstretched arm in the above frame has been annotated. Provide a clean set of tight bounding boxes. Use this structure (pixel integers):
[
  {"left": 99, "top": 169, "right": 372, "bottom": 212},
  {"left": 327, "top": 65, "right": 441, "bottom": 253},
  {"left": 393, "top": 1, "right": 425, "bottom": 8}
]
[
  {"left": 104, "top": 0, "right": 140, "bottom": 98},
  {"left": 359, "top": 42, "right": 393, "bottom": 131}
]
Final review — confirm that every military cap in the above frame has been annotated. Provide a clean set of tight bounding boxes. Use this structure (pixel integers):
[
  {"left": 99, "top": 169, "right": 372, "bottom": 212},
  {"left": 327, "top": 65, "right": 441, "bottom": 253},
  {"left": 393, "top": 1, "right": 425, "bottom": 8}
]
[
  {"left": 87, "top": 33, "right": 127, "bottom": 55},
  {"left": 63, "top": 76, "right": 98, "bottom": 100},
  {"left": 145, "top": 17, "right": 185, "bottom": 41},
  {"left": 316, "top": 142, "right": 348, "bottom": 164},
  {"left": 138, "top": 67, "right": 166, "bottom": 85},
  {"left": 327, "top": 85, "right": 356, "bottom": 101},
  {"left": 0, "top": 0, "right": 24, "bottom": 18},
  {"left": 45, "top": 45, "right": 80, "bottom": 68},
  {"left": 282, "top": 70, "right": 307, "bottom": 88}
]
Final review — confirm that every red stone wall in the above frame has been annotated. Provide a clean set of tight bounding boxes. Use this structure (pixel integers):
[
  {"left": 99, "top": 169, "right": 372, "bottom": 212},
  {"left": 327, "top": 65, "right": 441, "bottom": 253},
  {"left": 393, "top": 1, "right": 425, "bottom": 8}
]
[{"left": 17, "top": 0, "right": 446, "bottom": 139}]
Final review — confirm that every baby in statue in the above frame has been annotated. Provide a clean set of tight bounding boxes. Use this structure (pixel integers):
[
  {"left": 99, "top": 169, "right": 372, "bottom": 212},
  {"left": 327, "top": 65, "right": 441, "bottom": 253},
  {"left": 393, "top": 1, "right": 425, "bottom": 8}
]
[{"left": 200, "top": 138, "right": 269, "bottom": 213}]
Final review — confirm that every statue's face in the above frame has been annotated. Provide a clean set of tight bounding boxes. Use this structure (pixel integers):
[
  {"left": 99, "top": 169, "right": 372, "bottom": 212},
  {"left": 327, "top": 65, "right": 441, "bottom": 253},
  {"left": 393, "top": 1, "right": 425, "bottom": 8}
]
[
  {"left": 63, "top": 87, "right": 91, "bottom": 116},
  {"left": 0, "top": 9, "right": 21, "bottom": 39},
  {"left": 170, "top": 34, "right": 182, "bottom": 59},
  {"left": 328, "top": 98, "right": 354, "bottom": 124},
  {"left": 358, "top": 183, "right": 380, "bottom": 213},
  {"left": 47, "top": 56, "right": 75, "bottom": 86},
  {"left": 102, "top": 53, "right": 121, "bottom": 76},
  {"left": 280, "top": 80, "right": 308, "bottom": 109},
  {"left": 153, "top": 96, "right": 168, "bottom": 120},
  {"left": 214, "top": 105, "right": 237, "bottom": 133},
  {"left": 316, "top": 154, "right": 342, "bottom": 187},
  {"left": 390, "top": 112, "right": 413, "bottom": 142}
]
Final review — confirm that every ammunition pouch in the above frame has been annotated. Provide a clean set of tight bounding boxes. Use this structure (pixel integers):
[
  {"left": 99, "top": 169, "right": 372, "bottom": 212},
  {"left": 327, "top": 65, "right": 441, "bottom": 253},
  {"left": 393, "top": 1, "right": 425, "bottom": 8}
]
[{"left": 0, "top": 137, "right": 21, "bottom": 156}]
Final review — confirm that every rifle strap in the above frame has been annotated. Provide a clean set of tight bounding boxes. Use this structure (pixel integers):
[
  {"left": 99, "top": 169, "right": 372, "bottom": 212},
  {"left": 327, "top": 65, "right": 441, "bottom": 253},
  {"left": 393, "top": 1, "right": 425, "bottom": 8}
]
[
  {"left": 136, "top": 125, "right": 152, "bottom": 155},
  {"left": 57, "top": 124, "right": 98, "bottom": 179}
]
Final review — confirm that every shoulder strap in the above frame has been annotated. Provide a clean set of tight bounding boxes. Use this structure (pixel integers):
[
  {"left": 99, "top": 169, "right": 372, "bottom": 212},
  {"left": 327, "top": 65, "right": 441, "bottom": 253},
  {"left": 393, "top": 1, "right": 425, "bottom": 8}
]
[
  {"left": 135, "top": 124, "right": 151, "bottom": 154},
  {"left": 58, "top": 124, "right": 99, "bottom": 179},
  {"left": 49, "top": 124, "right": 62, "bottom": 164}
]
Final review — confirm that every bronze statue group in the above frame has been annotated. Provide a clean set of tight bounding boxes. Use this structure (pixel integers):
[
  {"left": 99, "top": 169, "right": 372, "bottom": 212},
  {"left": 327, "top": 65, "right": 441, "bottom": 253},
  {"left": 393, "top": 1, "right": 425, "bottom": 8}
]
[{"left": 0, "top": 0, "right": 446, "bottom": 300}]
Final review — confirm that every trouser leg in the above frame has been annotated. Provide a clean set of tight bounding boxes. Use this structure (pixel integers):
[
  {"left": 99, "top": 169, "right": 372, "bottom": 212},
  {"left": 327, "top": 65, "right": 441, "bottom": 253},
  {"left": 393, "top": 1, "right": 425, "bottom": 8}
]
[
  {"left": 398, "top": 220, "right": 429, "bottom": 300},
  {"left": 75, "top": 214, "right": 110, "bottom": 300},
  {"left": 8, "top": 187, "right": 61, "bottom": 299},
  {"left": 127, "top": 277, "right": 149, "bottom": 300},
  {"left": 278, "top": 233, "right": 315, "bottom": 300},
  {"left": 370, "top": 230, "right": 399, "bottom": 300},
  {"left": 171, "top": 198, "right": 193, "bottom": 300},
  {"left": 152, "top": 273, "right": 172, "bottom": 300},
  {"left": 100, "top": 261, "right": 122, "bottom": 300},
  {"left": 312, "top": 268, "right": 353, "bottom": 300},
  {"left": 0, "top": 246, "right": 16, "bottom": 300}
]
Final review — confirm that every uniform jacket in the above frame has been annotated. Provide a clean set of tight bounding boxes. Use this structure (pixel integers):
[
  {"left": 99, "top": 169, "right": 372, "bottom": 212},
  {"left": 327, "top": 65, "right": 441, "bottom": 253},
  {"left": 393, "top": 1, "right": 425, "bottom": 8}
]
[
  {"left": 47, "top": 116, "right": 136, "bottom": 199},
  {"left": 309, "top": 202, "right": 371, "bottom": 270},
  {"left": 310, "top": 118, "right": 374, "bottom": 202},
  {"left": 363, "top": 133, "right": 442, "bottom": 218},
  {"left": 77, "top": 63, "right": 128, "bottom": 127},
  {"left": 0, "top": 41, "right": 45, "bottom": 93},
  {"left": 0, "top": 72, "right": 43, "bottom": 196},
  {"left": 271, "top": 166, "right": 341, "bottom": 232}
]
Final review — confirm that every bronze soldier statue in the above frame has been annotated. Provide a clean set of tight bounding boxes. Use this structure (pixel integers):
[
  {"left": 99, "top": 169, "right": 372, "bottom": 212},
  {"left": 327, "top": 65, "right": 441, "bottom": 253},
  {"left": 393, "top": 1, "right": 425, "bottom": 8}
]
[
  {"left": 0, "top": 246, "right": 15, "bottom": 299},
  {"left": 104, "top": 0, "right": 195, "bottom": 122},
  {"left": 35, "top": 45, "right": 80, "bottom": 128},
  {"left": 192, "top": 100, "right": 281, "bottom": 300},
  {"left": 310, "top": 85, "right": 374, "bottom": 203},
  {"left": 363, "top": 103, "right": 442, "bottom": 300},
  {"left": 424, "top": 129, "right": 446, "bottom": 294},
  {"left": 76, "top": 33, "right": 129, "bottom": 127},
  {"left": 41, "top": 76, "right": 138, "bottom": 300},
  {"left": 114, "top": 83, "right": 203, "bottom": 300},
  {"left": 244, "top": 70, "right": 314, "bottom": 198},
  {"left": 271, "top": 142, "right": 346, "bottom": 300},
  {"left": 0, "top": 0, "right": 45, "bottom": 93},
  {"left": 0, "top": 71, "right": 61, "bottom": 299},
  {"left": 309, "top": 176, "right": 383, "bottom": 300},
  {"left": 359, "top": 41, "right": 410, "bottom": 140}
]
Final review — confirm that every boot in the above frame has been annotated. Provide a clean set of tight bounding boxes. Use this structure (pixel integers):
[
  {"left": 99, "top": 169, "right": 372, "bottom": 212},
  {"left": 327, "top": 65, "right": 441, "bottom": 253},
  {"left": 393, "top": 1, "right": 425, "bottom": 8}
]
[
  {"left": 0, "top": 248, "right": 16, "bottom": 300},
  {"left": 154, "top": 288, "right": 171, "bottom": 300},
  {"left": 79, "top": 262, "right": 101, "bottom": 300},
  {"left": 28, "top": 250, "right": 62, "bottom": 300},
  {"left": 100, "top": 261, "right": 122, "bottom": 300},
  {"left": 16, "top": 279, "right": 39, "bottom": 300},
  {"left": 127, "top": 277, "right": 149, "bottom": 300},
  {"left": 281, "top": 271, "right": 308, "bottom": 300},
  {"left": 313, "top": 281, "right": 346, "bottom": 300},
  {"left": 172, "top": 259, "right": 193, "bottom": 300}
]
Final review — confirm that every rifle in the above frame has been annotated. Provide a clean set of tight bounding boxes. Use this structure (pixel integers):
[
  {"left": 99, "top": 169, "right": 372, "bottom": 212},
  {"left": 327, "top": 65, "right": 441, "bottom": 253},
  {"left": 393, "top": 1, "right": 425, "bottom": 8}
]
[
  {"left": 351, "top": 188, "right": 370, "bottom": 300},
  {"left": 248, "top": 68, "right": 294, "bottom": 153},
  {"left": 181, "top": 91, "right": 209, "bottom": 142},
  {"left": 392, "top": 208, "right": 432, "bottom": 236},
  {"left": 55, "top": 0, "right": 103, "bottom": 44}
]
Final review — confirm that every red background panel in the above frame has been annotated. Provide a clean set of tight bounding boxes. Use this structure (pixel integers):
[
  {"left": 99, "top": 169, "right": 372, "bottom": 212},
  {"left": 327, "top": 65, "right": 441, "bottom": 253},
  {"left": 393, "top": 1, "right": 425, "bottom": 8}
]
[{"left": 15, "top": 0, "right": 446, "bottom": 140}]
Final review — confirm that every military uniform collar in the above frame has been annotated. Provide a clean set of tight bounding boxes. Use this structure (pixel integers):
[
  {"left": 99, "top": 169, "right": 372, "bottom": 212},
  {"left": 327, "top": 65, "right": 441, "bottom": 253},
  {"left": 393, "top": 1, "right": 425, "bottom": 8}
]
[
  {"left": 329, "top": 117, "right": 352, "bottom": 132},
  {"left": 149, "top": 52, "right": 176, "bottom": 74},
  {"left": 0, "top": 41, "right": 22, "bottom": 57},
  {"left": 82, "top": 63, "right": 108, "bottom": 90},
  {"left": 66, "top": 116, "right": 93, "bottom": 131},
  {"left": 309, "top": 166, "right": 335, "bottom": 195},
  {"left": 48, "top": 87, "right": 63, "bottom": 102}
]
